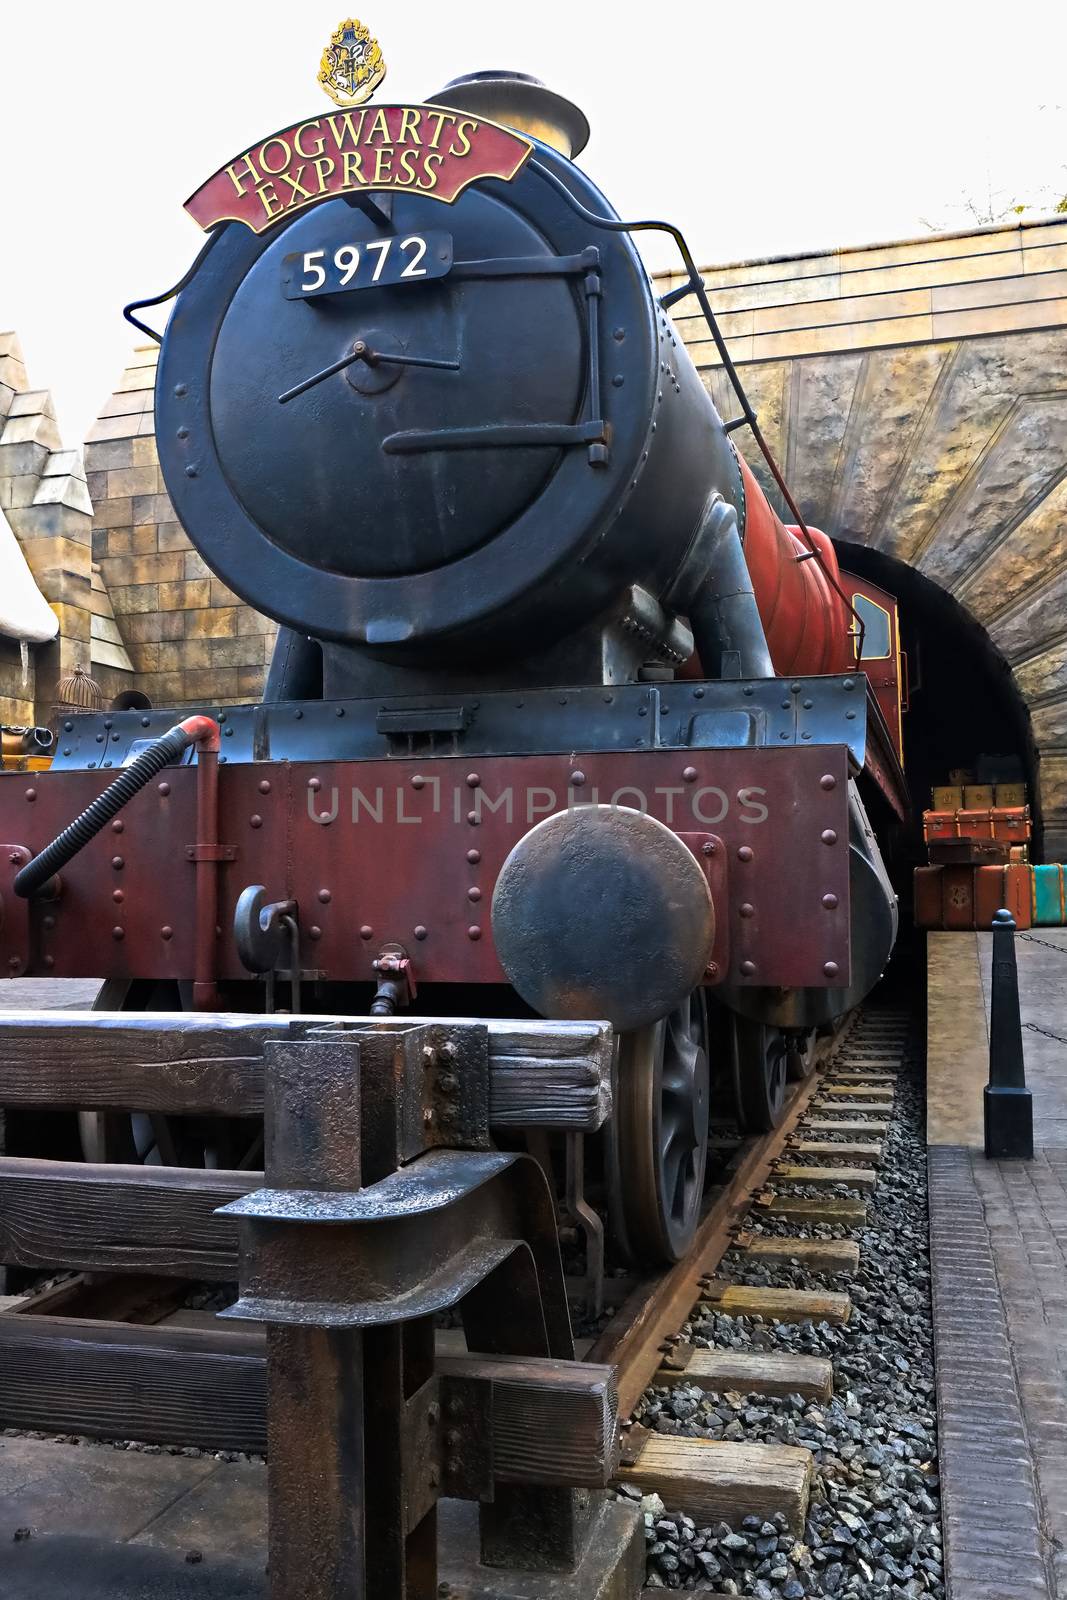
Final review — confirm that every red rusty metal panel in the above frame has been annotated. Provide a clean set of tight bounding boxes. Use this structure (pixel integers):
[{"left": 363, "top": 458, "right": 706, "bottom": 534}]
[
  {"left": 0, "top": 747, "right": 850, "bottom": 991},
  {"left": 0, "top": 770, "right": 198, "bottom": 980},
  {"left": 218, "top": 747, "right": 851, "bottom": 991}
]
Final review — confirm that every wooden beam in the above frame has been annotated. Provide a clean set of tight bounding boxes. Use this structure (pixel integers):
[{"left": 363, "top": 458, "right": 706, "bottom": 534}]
[
  {"left": 804, "top": 1119, "right": 885, "bottom": 1135},
  {"left": 790, "top": 1141, "right": 882, "bottom": 1161},
  {"left": 772, "top": 1164, "right": 877, "bottom": 1190},
  {"left": 0, "top": 1317, "right": 619, "bottom": 1487},
  {"left": 438, "top": 1354, "right": 620, "bottom": 1488},
  {"left": 821, "top": 1084, "right": 895, "bottom": 1099},
  {"left": 617, "top": 1435, "right": 813, "bottom": 1533},
  {"left": 814, "top": 1101, "right": 892, "bottom": 1117},
  {"left": 0, "top": 1314, "right": 265, "bottom": 1450},
  {"left": 738, "top": 1236, "right": 860, "bottom": 1274},
  {"left": 700, "top": 1281, "right": 850, "bottom": 1325},
  {"left": 0, "top": 1011, "right": 612, "bottom": 1131},
  {"left": 0, "top": 1157, "right": 245, "bottom": 1277},
  {"left": 755, "top": 1195, "right": 867, "bottom": 1225},
  {"left": 655, "top": 1347, "right": 833, "bottom": 1401}
]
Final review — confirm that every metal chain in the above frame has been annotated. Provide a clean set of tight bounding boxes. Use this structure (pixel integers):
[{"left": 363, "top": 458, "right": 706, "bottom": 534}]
[
  {"left": 1019, "top": 932, "right": 1067, "bottom": 956},
  {"left": 1023, "top": 1020, "right": 1067, "bottom": 1046}
]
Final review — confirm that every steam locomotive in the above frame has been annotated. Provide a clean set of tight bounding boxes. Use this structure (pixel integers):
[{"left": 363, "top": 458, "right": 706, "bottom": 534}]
[{"left": 0, "top": 70, "right": 907, "bottom": 1269}]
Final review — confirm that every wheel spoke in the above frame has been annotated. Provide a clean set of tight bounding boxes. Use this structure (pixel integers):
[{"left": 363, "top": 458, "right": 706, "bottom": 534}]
[{"left": 609, "top": 992, "right": 711, "bottom": 1263}]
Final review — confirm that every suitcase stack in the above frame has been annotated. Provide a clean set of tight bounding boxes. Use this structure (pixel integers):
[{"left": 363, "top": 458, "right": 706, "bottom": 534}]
[{"left": 915, "top": 769, "right": 1033, "bottom": 929}]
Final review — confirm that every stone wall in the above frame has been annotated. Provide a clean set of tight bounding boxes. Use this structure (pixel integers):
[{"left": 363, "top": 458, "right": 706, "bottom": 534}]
[
  {"left": 655, "top": 216, "right": 1067, "bottom": 857},
  {"left": 0, "top": 332, "right": 131, "bottom": 724},
  {"left": 85, "top": 346, "right": 276, "bottom": 708}
]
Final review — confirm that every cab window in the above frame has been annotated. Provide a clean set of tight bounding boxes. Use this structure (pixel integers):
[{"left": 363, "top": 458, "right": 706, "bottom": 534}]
[{"left": 853, "top": 594, "right": 891, "bottom": 661}]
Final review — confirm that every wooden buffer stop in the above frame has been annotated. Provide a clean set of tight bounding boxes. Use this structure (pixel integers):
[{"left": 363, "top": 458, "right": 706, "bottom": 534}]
[{"left": 0, "top": 1012, "right": 644, "bottom": 1599}]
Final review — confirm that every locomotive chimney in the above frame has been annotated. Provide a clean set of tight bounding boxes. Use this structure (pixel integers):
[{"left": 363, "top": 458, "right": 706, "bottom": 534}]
[{"left": 430, "top": 70, "right": 590, "bottom": 159}]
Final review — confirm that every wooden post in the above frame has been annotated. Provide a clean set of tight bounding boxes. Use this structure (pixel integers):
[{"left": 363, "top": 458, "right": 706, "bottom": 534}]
[
  {"left": 984, "top": 909, "right": 1033, "bottom": 1160},
  {"left": 260, "top": 1036, "right": 373, "bottom": 1600}
]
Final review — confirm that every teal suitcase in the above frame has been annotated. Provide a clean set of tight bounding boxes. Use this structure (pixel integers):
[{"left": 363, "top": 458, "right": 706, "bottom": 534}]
[{"left": 1032, "top": 863, "right": 1067, "bottom": 925}]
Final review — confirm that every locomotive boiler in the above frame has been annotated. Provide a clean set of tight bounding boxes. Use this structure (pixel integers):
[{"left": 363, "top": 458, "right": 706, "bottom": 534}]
[{"left": 0, "top": 70, "right": 905, "bottom": 1269}]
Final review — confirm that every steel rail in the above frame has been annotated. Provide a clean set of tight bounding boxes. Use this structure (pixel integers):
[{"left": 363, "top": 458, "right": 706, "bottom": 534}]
[{"left": 589, "top": 1016, "right": 857, "bottom": 1421}]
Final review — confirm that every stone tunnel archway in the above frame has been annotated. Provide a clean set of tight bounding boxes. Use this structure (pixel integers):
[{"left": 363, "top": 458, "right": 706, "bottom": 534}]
[{"left": 834, "top": 540, "right": 1043, "bottom": 858}]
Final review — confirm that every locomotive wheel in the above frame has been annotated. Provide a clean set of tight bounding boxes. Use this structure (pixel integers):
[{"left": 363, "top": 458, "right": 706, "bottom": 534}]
[
  {"left": 608, "top": 989, "right": 710, "bottom": 1264},
  {"left": 785, "top": 1029, "right": 818, "bottom": 1082},
  {"left": 734, "top": 1016, "right": 789, "bottom": 1133}
]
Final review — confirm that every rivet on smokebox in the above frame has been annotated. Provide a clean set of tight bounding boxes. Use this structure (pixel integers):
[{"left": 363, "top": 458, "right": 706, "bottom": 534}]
[
  {"left": 821, "top": 829, "right": 838, "bottom": 845},
  {"left": 820, "top": 774, "right": 837, "bottom": 790},
  {"left": 360, "top": 925, "right": 373, "bottom": 940},
  {"left": 308, "top": 926, "right": 322, "bottom": 940},
  {"left": 466, "top": 773, "right": 480, "bottom": 788},
  {"left": 570, "top": 770, "right": 585, "bottom": 786},
  {"left": 822, "top": 893, "right": 839, "bottom": 910},
  {"left": 308, "top": 777, "right": 321, "bottom": 792},
  {"left": 112, "top": 927, "right": 125, "bottom": 941},
  {"left": 468, "top": 926, "right": 482, "bottom": 941},
  {"left": 740, "top": 959, "right": 757, "bottom": 976},
  {"left": 112, "top": 856, "right": 124, "bottom": 870},
  {"left": 467, "top": 848, "right": 480, "bottom": 864},
  {"left": 259, "top": 779, "right": 271, "bottom": 795},
  {"left": 739, "top": 902, "right": 754, "bottom": 918},
  {"left": 824, "top": 961, "right": 840, "bottom": 978},
  {"left": 411, "top": 775, "right": 426, "bottom": 789},
  {"left": 161, "top": 926, "right": 173, "bottom": 940},
  {"left": 683, "top": 766, "right": 698, "bottom": 782},
  {"left": 738, "top": 845, "right": 754, "bottom": 862},
  {"left": 414, "top": 925, "right": 427, "bottom": 940},
  {"left": 250, "top": 815, "right": 263, "bottom": 829},
  {"left": 24, "top": 788, "right": 36, "bottom": 802},
  {"left": 468, "top": 888, "right": 481, "bottom": 903},
  {"left": 158, "top": 782, "right": 170, "bottom": 796},
  {"left": 318, "top": 889, "right": 331, "bottom": 903},
  {"left": 112, "top": 819, "right": 124, "bottom": 833}
]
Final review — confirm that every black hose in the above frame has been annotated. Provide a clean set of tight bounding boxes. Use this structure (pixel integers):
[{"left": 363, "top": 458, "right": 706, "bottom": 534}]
[{"left": 13, "top": 723, "right": 195, "bottom": 899}]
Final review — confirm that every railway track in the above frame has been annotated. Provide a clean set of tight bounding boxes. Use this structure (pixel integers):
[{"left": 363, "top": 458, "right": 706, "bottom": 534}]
[{"left": 594, "top": 1001, "right": 915, "bottom": 1583}]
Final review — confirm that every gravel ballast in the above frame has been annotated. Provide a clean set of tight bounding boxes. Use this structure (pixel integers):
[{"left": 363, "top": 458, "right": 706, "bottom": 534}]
[{"left": 626, "top": 1019, "right": 942, "bottom": 1596}]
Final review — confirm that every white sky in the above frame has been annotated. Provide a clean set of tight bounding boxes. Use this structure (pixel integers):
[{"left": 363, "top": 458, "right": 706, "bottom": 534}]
[{"left": 2, "top": 0, "right": 1066, "bottom": 448}]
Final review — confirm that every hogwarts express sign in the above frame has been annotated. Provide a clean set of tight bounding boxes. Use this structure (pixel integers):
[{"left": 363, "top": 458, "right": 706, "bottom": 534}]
[{"left": 185, "top": 105, "right": 534, "bottom": 232}]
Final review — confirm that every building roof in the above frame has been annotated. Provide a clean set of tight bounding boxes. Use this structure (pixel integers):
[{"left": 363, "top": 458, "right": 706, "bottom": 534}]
[{"left": 0, "top": 504, "right": 59, "bottom": 644}]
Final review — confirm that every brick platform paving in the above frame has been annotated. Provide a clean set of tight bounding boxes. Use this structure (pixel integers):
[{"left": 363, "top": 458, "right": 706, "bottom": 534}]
[{"left": 928, "top": 931, "right": 1067, "bottom": 1600}]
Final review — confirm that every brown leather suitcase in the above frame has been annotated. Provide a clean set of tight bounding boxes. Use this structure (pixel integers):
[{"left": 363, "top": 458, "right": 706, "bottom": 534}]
[
  {"left": 932, "top": 785, "right": 963, "bottom": 811},
  {"left": 928, "top": 839, "right": 1011, "bottom": 865},
  {"left": 913, "top": 863, "right": 1031, "bottom": 929},
  {"left": 974, "top": 863, "right": 1032, "bottom": 930}
]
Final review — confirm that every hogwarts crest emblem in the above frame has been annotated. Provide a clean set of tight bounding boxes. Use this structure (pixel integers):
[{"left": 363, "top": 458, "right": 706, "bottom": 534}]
[{"left": 318, "top": 18, "right": 386, "bottom": 106}]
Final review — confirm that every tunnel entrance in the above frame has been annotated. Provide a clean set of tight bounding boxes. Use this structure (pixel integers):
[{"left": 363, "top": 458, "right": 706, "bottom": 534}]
[{"left": 833, "top": 540, "right": 1041, "bottom": 865}]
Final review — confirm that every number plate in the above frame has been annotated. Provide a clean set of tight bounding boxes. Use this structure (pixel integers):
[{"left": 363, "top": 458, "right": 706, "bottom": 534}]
[{"left": 282, "top": 232, "right": 453, "bottom": 300}]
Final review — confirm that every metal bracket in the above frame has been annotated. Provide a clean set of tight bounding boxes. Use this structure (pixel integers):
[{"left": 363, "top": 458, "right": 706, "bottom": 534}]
[
  {"left": 186, "top": 844, "right": 236, "bottom": 862},
  {"left": 309, "top": 1018, "right": 491, "bottom": 1157}
]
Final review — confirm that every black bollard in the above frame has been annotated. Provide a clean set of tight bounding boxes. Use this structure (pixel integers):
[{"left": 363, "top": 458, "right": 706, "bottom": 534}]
[{"left": 984, "top": 908, "right": 1034, "bottom": 1159}]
